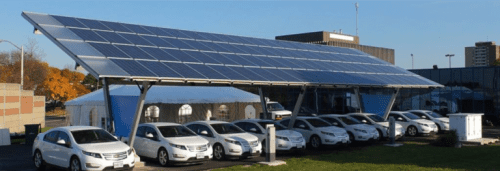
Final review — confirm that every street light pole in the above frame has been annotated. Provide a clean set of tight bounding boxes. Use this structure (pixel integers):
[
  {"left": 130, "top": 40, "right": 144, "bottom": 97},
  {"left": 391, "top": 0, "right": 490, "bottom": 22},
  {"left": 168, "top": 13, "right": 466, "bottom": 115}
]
[
  {"left": 0, "top": 39, "right": 24, "bottom": 89},
  {"left": 445, "top": 54, "right": 454, "bottom": 68},
  {"left": 411, "top": 54, "right": 414, "bottom": 69}
]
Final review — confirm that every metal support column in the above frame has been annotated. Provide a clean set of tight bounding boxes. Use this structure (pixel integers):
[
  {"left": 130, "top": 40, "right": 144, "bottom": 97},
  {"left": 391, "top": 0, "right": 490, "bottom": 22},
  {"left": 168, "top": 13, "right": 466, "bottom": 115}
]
[
  {"left": 383, "top": 88, "right": 400, "bottom": 120},
  {"left": 288, "top": 86, "right": 307, "bottom": 129},
  {"left": 128, "top": 82, "right": 153, "bottom": 147},
  {"left": 314, "top": 87, "right": 319, "bottom": 114},
  {"left": 353, "top": 87, "right": 363, "bottom": 113},
  {"left": 258, "top": 87, "right": 268, "bottom": 119},
  {"left": 102, "top": 78, "right": 114, "bottom": 133}
]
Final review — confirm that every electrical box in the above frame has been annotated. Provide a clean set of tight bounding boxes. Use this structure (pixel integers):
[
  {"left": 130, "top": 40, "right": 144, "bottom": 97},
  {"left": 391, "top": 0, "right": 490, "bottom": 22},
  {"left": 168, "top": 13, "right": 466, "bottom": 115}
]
[
  {"left": 449, "top": 113, "right": 483, "bottom": 141},
  {"left": 0, "top": 128, "right": 11, "bottom": 146}
]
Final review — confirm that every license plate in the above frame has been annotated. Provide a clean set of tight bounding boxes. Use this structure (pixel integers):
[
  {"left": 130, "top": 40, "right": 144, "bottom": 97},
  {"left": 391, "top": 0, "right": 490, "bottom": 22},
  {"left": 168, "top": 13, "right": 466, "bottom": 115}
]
[
  {"left": 296, "top": 144, "right": 302, "bottom": 149},
  {"left": 113, "top": 162, "right": 123, "bottom": 168},
  {"left": 196, "top": 153, "right": 204, "bottom": 159}
]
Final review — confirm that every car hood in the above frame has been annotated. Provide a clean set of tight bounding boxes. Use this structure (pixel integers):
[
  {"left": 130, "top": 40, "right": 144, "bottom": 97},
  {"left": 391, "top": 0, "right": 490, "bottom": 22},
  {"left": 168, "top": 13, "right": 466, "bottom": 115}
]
[
  {"left": 349, "top": 124, "right": 376, "bottom": 131},
  {"left": 315, "top": 126, "right": 347, "bottom": 134},
  {"left": 435, "top": 118, "right": 450, "bottom": 122},
  {"left": 377, "top": 122, "right": 403, "bottom": 129},
  {"left": 166, "top": 136, "right": 208, "bottom": 146},
  {"left": 220, "top": 133, "right": 258, "bottom": 142},
  {"left": 414, "top": 119, "right": 436, "bottom": 125},
  {"left": 276, "top": 130, "right": 303, "bottom": 138},
  {"left": 272, "top": 110, "right": 292, "bottom": 116},
  {"left": 77, "top": 141, "right": 129, "bottom": 153}
]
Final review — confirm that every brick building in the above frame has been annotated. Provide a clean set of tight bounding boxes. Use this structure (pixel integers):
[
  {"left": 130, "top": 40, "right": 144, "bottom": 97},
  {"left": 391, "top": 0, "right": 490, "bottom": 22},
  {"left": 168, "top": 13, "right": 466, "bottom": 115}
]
[
  {"left": 465, "top": 41, "right": 500, "bottom": 67},
  {"left": 0, "top": 83, "right": 45, "bottom": 133}
]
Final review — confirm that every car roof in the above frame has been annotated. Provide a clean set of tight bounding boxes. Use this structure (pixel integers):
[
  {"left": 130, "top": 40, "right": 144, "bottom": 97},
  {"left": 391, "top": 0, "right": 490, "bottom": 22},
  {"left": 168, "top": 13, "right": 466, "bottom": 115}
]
[
  {"left": 140, "top": 122, "right": 181, "bottom": 127},
  {"left": 408, "top": 110, "right": 431, "bottom": 113},
  {"left": 55, "top": 126, "right": 103, "bottom": 131},
  {"left": 390, "top": 111, "right": 408, "bottom": 114},
  {"left": 347, "top": 113, "right": 376, "bottom": 116},
  {"left": 233, "top": 119, "right": 274, "bottom": 123},
  {"left": 319, "top": 114, "right": 349, "bottom": 118},
  {"left": 186, "top": 120, "right": 229, "bottom": 125}
]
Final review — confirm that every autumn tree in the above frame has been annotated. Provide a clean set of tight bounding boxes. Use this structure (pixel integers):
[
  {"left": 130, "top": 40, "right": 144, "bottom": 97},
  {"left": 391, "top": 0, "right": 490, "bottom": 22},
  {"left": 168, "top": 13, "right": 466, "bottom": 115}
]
[{"left": 42, "top": 67, "right": 90, "bottom": 102}]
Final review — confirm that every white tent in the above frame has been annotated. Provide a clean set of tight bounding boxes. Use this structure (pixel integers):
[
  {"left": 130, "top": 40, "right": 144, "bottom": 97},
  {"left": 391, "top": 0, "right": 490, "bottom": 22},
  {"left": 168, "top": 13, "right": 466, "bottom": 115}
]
[{"left": 65, "top": 85, "right": 261, "bottom": 127}]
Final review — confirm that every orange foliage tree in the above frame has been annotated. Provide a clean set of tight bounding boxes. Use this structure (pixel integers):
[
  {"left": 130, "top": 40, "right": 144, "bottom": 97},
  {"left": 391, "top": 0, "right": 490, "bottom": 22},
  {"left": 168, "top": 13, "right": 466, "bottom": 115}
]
[{"left": 42, "top": 67, "right": 90, "bottom": 102}]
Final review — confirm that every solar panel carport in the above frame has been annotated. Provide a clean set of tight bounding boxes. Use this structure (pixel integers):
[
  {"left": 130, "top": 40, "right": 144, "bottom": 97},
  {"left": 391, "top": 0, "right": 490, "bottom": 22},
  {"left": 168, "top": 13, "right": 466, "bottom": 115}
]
[{"left": 22, "top": 12, "right": 442, "bottom": 153}]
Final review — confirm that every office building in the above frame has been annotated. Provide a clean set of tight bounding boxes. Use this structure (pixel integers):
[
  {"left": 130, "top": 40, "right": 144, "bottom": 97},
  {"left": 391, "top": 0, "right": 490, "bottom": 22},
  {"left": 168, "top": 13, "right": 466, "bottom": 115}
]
[{"left": 465, "top": 41, "right": 500, "bottom": 67}]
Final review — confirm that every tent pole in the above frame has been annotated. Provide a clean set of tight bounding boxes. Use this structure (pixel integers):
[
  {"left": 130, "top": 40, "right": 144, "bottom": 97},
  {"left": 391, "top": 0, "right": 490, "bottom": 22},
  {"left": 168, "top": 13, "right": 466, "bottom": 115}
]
[
  {"left": 354, "top": 87, "right": 363, "bottom": 113},
  {"left": 128, "top": 81, "right": 152, "bottom": 147},
  {"left": 288, "top": 86, "right": 307, "bottom": 129},
  {"left": 102, "top": 78, "right": 114, "bottom": 133},
  {"left": 258, "top": 87, "right": 268, "bottom": 119},
  {"left": 383, "top": 88, "right": 400, "bottom": 120}
]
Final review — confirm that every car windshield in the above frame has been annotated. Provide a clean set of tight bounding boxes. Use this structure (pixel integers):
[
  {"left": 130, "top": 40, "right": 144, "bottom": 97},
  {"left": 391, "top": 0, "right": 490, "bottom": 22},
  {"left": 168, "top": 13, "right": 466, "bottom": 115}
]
[
  {"left": 403, "top": 113, "right": 421, "bottom": 120},
  {"left": 338, "top": 116, "right": 361, "bottom": 125},
  {"left": 158, "top": 126, "right": 197, "bottom": 137},
  {"left": 425, "top": 111, "right": 444, "bottom": 118},
  {"left": 257, "top": 121, "right": 286, "bottom": 130},
  {"left": 211, "top": 123, "right": 245, "bottom": 134},
  {"left": 267, "top": 103, "right": 285, "bottom": 111},
  {"left": 71, "top": 129, "right": 117, "bottom": 144},
  {"left": 367, "top": 115, "right": 385, "bottom": 122},
  {"left": 305, "top": 119, "right": 331, "bottom": 128}
]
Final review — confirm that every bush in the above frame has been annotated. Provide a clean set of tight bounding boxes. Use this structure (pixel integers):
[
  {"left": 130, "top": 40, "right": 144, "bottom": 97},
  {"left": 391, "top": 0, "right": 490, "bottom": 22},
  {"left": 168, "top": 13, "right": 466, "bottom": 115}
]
[{"left": 434, "top": 130, "right": 458, "bottom": 147}]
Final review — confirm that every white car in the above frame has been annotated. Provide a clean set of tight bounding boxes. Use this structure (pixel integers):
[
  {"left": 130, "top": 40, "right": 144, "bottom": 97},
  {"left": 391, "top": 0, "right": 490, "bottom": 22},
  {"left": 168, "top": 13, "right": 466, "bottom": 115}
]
[
  {"left": 232, "top": 119, "right": 306, "bottom": 152},
  {"left": 319, "top": 114, "right": 380, "bottom": 142},
  {"left": 184, "top": 121, "right": 261, "bottom": 160},
  {"left": 32, "top": 126, "right": 135, "bottom": 171},
  {"left": 265, "top": 101, "right": 292, "bottom": 120},
  {"left": 348, "top": 113, "right": 405, "bottom": 139},
  {"left": 389, "top": 111, "right": 439, "bottom": 136},
  {"left": 408, "top": 110, "right": 450, "bottom": 132},
  {"left": 122, "top": 123, "right": 212, "bottom": 166},
  {"left": 277, "top": 116, "right": 350, "bottom": 149}
]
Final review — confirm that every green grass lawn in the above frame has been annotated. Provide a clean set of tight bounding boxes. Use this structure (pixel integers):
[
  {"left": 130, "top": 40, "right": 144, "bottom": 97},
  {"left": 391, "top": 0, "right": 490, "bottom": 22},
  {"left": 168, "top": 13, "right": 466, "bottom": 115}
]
[{"left": 216, "top": 142, "right": 500, "bottom": 171}]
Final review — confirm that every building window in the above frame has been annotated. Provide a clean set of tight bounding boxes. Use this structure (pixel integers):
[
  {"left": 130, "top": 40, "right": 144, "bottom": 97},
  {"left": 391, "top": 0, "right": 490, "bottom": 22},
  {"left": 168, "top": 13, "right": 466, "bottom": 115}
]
[
  {"left": 145, "top": 106, "right": 160, "bottom": 123},
  {"left": 206, "top": 110, "right": 212, "bottom": 121},
  {"left": 178, "top": 104, "right": 192, "bottom": 124},
  {"left": 218, "top": 105, "right": 230, "bottom": 121}
]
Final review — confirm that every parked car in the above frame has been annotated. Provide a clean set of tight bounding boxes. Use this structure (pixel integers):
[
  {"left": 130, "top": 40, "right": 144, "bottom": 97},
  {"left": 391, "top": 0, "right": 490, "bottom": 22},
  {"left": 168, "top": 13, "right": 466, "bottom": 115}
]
[
  {"left": 318, "top": 114, "right": 380, "bottom": 142},
  {"left": 347, "top": 113, "right": 405, "bottom": 139},
  {"left": 408, "top": 110, "right": 450, "bottom": 132},
  {"left": 122, "top": 123, "right": 212, "bottom": 166},
  {"left": 260, "top": 101, "right": 292, "bottom": 120},
  {"left": 232, "top": 119, "right": 306, "bottom": 152},
  {"left": 389, "top": 111, "right": 438, "bottom": 136},
  {"left": 32, "top": 126, "right": 135, "bottom": 171},
  {"left": 277, "top": 116, "right": 350, "bottom": 149},
  {"left": 184, "top": 121, "right": 261, "bottom": 160}
]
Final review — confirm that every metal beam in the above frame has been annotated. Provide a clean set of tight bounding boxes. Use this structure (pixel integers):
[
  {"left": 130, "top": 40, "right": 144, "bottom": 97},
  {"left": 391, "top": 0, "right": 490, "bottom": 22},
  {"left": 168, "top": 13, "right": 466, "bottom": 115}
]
[
  {"left": 353, "top": 87, "right": 363, "bottom": 113},
  {"left": 128, "top": 81, "right": 152, "bottom": 147},
  {"left": 314, "top": 87, "right": 319, "bottom": 114},
  {"left": 258, "top": 87, "right": 268, "bottom": 119},
  {"left": 102, "top": 78, "right": 114, "bottom": 133},
  {"left": 288, "top": 86, "right": 307, "bottom": 129},
  {"left": 383, "top": 88, "right": 400, "bottom": 120}
]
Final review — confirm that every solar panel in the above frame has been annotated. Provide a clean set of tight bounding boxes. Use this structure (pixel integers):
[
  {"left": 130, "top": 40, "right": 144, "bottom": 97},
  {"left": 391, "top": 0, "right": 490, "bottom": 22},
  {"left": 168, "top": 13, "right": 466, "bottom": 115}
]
[{"left": 23, "top": 11, "right": 442, "bottom": 88}]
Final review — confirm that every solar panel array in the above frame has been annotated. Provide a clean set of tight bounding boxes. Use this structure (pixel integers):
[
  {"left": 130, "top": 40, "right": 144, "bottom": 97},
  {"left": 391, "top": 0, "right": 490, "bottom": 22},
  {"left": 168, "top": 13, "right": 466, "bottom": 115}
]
[{"left": 22, "top": 12, "right": 441, "bottom": 87}]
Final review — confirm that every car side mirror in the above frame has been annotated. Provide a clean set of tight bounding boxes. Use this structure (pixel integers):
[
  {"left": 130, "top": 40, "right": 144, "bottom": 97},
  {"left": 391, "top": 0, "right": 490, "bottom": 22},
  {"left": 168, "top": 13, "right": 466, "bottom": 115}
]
[
  {"left": 298, "top": 124, "right": 306, "bottom": 129},
  {"left": 361, "top": 120, "right": 367, "bottom": 123},
  {"left": 421, "top": 116, "right": 427, "bottom": 119},
  {"left": 397, "top": 118, "right": 403, "bottom": 121},
  {"left": 200, "top": 130, "right": 208, "bottom": 135},
  {"left": 57, "top": 139, "right": 66, "bottom": 145},
  {"left": 332, "top": 122, "right": 339, "bottom": 126},
  {"left": 146, "top": 133, "right": 154, "bottom": 138},
  {"left": 249, "top": 128, "right": 258, "bottom": 133}
]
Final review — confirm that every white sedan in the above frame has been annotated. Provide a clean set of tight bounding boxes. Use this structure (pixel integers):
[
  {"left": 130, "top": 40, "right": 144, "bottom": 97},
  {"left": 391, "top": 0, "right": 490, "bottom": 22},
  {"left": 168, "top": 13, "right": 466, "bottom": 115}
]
[
  {"left": 32, "top": 126, "right": 135, "bottom": 171},
  {"left": 319, "top": 114, "right": 379, "bottom": 142},
  {"left": 348, "top": 113, "right": 405, "bottom": 139},
  {"left": 123, "top": 123, "right": 212, "bottom": 166},
  {"left": 408, "top": 110, "right": 450, "bottom": 132},
  {"left": 184, "top": 121, "right": 261, "bottom": 160},
  {"left": 232, "top": 119, "right": 306, "bottom": 152},
  {"left": 389, "top": 111, "right": 439, "bottom": 136},
  {"left": 277, "top": 116, "right": 350, "bottom": 149}
]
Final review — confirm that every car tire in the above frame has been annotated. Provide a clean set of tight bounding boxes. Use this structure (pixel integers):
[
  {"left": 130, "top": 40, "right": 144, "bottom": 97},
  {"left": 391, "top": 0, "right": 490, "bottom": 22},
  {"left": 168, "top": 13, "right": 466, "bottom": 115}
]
[
  {"left": 376, "top": 129, "right": 384, "bottom": 141},
  {"left": 407, "top": 126, "right": 418, "bottom": 137},
  {"left": 348, "top": 132, "right": 355, "bottom": 142},
  {"left": 213, "top": 144, "right": 226, "bottom": 160},
  {"left": 33, "top": 150, "right": 45, "bottom": 171},
  {"left": 309, "top": 135, "right": 322, "bottom": 149},
  {"left": 436, "top": 124, "right": 442, "bottom": 133},
  {"left": 70, "top": 157, "right": 82, "bottom": 171},
  {"left": 157, "top": 148, "right": 169, "bottom": 166}
]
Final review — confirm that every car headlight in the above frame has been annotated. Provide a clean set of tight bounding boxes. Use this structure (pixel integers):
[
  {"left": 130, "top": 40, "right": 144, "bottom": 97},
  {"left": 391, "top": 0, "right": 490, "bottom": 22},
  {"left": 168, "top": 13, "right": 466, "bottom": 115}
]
[
  {"left": 321, "top": 131, "right": 335, "bottom": 137},
  {"left": 224, "top": 139, "right": 242, "bottom": 146},
  {"left": 127, "top": 148, "right": 134, "bottom": 155},
  {"left": 82, "top": 150, "right": 102, "bottom": 158},
  {"left": 170, "top": 143, "right": 187, "bottom": 150},
  {"left": 354, "top": 129, "right": 367, "bottom": 133},
  {"left": 418, "top": 123, "right": 429, "bottom": 127},
  {"left": 276, "top": 136, "right": 290, "bottom": 141}
]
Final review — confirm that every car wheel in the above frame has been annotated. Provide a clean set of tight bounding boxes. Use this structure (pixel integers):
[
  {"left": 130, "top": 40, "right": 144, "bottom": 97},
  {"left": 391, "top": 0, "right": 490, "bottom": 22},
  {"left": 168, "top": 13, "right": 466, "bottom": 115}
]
[
  {"left": 407, "top": 126, "right": 418, "bottom": 137},
  {"left": 213, "top": 144, "right": 226, "bottom": 160},
  {"left": 348, "top": 132, "right": 355, "bottom": 142},
  {"left": 33, "top": 150, "right": 45, "bottom": 170},
  {"left": 157, "top": 148, "right": 169, "bottom": 166},
  {"left": 436, "top": 124, "right": 442, "bottom": 133},
  {"left": 70, "top": 157, "right": 81, "bottom": 171},
  {"left": 376, "top": 129, "right": 384, "bottom": 141},
  {"left": 310, "top": 135, "right": 322, "bottom": 149}
]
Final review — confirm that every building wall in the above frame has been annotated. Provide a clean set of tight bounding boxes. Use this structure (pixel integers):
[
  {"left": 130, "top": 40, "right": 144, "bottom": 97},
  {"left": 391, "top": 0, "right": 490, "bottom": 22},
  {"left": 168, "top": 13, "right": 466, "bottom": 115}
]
[
  {"left": 465, "top": 42, "right": 500, "bottom": 67},
  {"left": 0, "top": 83, "right": 45, "bottom": 133},
  {"left": 465, "top": 47, "right": 475, "bottom": 67}
]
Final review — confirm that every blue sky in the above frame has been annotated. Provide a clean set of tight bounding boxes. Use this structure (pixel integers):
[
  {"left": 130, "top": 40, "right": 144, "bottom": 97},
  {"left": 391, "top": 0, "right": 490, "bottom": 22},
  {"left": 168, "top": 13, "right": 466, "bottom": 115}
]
[{"left": 1, "top": 1, "right": 499, "bottom": 70}]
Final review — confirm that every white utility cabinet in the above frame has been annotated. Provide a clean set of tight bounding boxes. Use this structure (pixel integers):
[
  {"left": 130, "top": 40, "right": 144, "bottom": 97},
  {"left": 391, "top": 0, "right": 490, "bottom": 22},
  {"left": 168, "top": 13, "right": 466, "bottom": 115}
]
[
  {"left": 449, "top": 113, "right": 483, "bottom": 141},
  {"left": 0, "top": 128, "right": 11, "bottom": 146}
]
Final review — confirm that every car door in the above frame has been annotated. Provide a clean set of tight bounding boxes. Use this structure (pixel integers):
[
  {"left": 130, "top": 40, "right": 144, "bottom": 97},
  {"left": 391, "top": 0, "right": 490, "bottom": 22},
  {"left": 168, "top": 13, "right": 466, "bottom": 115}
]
[
  {"left": 143, "top": 126, "right": 161, "bottom": 158},
  {"left": 41, "top": 131, "right": 59, "bottom": 165},
  {"left": 246, "top": 122, "right": 265, "bottom": 141},
  {"left": 52, "top": 131, "right": 72, "bottom": 167},
  {"left": 351, "top": 115, "right": 372, "bottom": 125},
  {"left": 390, "top": 114, "right": 409, "bottom": 129},
  {"left": 293, "top": 120, "right": 312, "bottom": 142},
  {"left": 133, "top": 126, "right": 146, "bottom": 156},
  {"left": 189, "top": 124, "right": 217, "bottom": 145}
]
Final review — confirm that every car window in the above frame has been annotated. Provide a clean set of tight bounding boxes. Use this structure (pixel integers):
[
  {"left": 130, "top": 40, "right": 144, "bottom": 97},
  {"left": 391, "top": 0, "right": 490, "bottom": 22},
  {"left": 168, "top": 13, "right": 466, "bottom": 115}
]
[
  {"left": 71, "top": 129, "right": 118, "bottom": 144},
  {"left": 351, "top": 115, "right": 371, "bottom": 124},
  {"left": 402, "top": 113, "right": 420, "bottom": 120},
  {"left": 234, "top": 122, "right": 247, "bottom": 130},
  {"left": 188, "top": 124, "right": 214, "bottom": 137},
  {"left": 410, "top": 112, "right": 428, "bottom": 119},
  {"left": 43, "top": 131, "right": 59, "bottom": 143},
  {"left": 211, "top": 123, "right": 245, "bottom": 134},
  {"left": 367, "top": 115, "right": 385, "bottom": 122},
  {"left": 57, "top": 131, "right": 70, "bottom": 146},
  {"left": 305, "top": 118, "right": 332, "bottom": 128},
  {"left": 245, "top": 123, "right": 263, "bottom": 134},
  {"left": 144, "top": 127, "right": 158, "bottom": 138},
  {"left": 136, "top": 126, "right": 145, "bottom": 137},
  {"left": 267, "top": 103, "right": 285, "bottom": 111},
  {"left": 257, "top": 121, "right": 286, "bottom": 131},
  {"left": 158, "top": 126, "right": 197, "bottom": 137},
  {"left": 293, "top": 120, "right": 310, "bottom": 130},
  {"left": 320, "top": 117, "right": 343, "bottom": 127},
  {"left": 389, "top": 114, "right": 406, "bottom": 122},
  {"left": 425, "top": 111, "right": 444, "bottom": 118}
]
